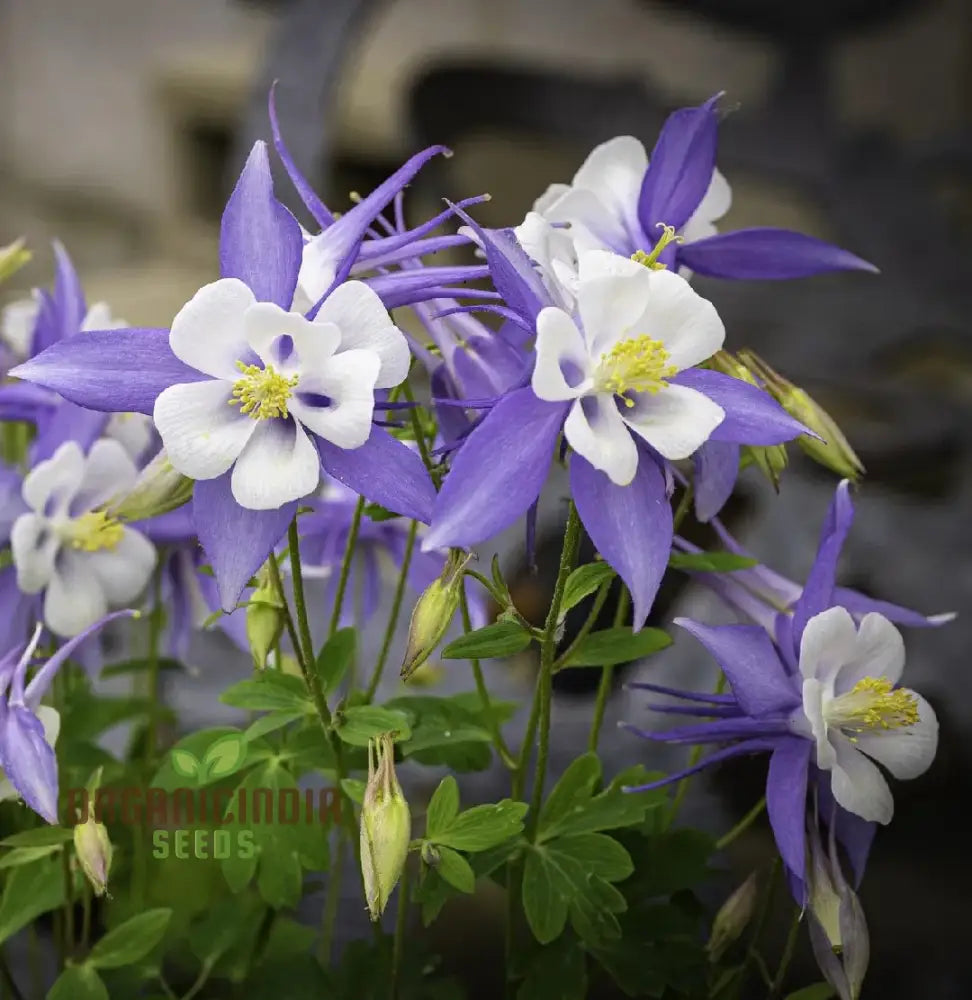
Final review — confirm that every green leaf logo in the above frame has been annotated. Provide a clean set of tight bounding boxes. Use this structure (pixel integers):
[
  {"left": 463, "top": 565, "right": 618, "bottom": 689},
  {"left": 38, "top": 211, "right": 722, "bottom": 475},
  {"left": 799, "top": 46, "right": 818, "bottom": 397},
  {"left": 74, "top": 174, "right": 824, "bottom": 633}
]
[
  {"left": 169, "top": 749, "right": 201, "bottom": 780},
  {"left": 201, "top": 734, "right": 247, "bottom": 781}
]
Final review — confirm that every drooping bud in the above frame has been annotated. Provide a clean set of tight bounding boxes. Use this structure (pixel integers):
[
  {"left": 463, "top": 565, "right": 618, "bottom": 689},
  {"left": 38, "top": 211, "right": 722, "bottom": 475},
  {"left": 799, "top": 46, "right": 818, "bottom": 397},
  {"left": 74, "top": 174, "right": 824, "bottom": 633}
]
[
  {"left": 401, "top": 550, "right": 471, "bottom": 680},
  {"left": 706, "top": 872, "right": 758, "bottom": 961},
  {"left": 105, "top": 448, "right": 194, "bottom": 522},
  {"left": 738, "top": 350, "right": 864, "bottom": 482},
  {"left": 742, "top": 444, "right": 788, "bottom": 491},
  {"left": 360, "top": 732, "right": 411, "bottom": 921},
  {"left": 246, "top": 568, "right": 285, "bottom": 671},
  {"left": 0, "top": 237, "right": 31, "bottom": 284},
  {"left": 74, "top": 804, "right": 113, "bottom": 897}
]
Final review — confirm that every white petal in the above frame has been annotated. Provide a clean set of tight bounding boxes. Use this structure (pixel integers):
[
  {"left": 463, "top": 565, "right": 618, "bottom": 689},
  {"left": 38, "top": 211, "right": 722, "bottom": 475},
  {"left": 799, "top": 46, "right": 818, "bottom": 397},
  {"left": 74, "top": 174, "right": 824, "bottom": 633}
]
[
  {"left": 532, "top": 308, "right": 590, "bottom": 401},
  {"left": 22, "top": 441, "right": 84, "bottom": 516},
  {"left": 682, "top": 168, "right": 732, "bottom": 243},
  {"left": 800, "top": 677, "right": 837, "bottom": 769},
  {"left": 44, "top": 552, "right": 109, "bottom": 637},
  {"left": 620, "top": 383, "right": 724, "bottom": 461},
  {"left": 86, "top": 528, "right": 157, "bottom": 605},
  {"left": 231, "top": 419, "right": 320, "bottom": 510},
  {"left": 11, "top": 514, "right": 60, "bottom": 593},
  {"left": 835, "top": 612, "right": 906, "bottom": 692},
  {"left": 314, "top": 282, "right": 410, "bottom": 388},
  {"left": 292, "top": 349, "right": 380, "bottom": 449},
  {"left": 798, "top": 606, "right": 859, "bottom": 687},
  {"left": 829, "top": 735, "right": 894, "bottom": 824},
  {"left": 564, "top": 395, "right": 638, "bottom": 486},
  {"left": 154, "top": 380, "right": 256, "bottom": 480},
  {"left": 35, "top": 706, "right": 61, "bottom": 747},
  {"left": 169, "top": 278, "right": 254, "bottom": 379},
  {"left": 533, "top": 182, "right": 571, "bottom": 216},
  {"left": 630, "top": 268, "right": 724, "bottom": 370},
  {"left": 81, "top": 301, "right": 125, "bottom": 331},
  {"left": 541, "top": 188, "right": 632, "bottom": 255},
  {"left": 1, "top": 296, "right": 40, "bottom": 357},
  {"left": 296, "top": 232, "right": 339, "bottom": 308},
  {"left": 854, "top": 691, "right": 938, "bottom": 779},
  {"left": 105, "top": 413, "right": 155, "bottom": 461},
  {"left": 72, "top": 438, "right": 139, "bottom": 512},
  {"left": 242, "top": 301, "right": 340, "bottom": 375},
  {"left": 573, "top": 136, "right": 648, "bottom": 210},
  {"left": 575, "top": 252, "right": 655, "bottom": 356}
]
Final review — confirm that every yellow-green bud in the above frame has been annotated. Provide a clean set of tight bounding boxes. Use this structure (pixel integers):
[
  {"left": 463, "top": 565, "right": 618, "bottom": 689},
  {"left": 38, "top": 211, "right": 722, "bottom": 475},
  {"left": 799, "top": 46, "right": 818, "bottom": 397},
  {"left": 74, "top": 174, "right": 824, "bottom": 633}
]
[
  {"left": 360, "top": 733, "right": 411, "bottom": 921},
  {"left": 743, "top": 443, "right": 788, "bottom": 491},
  {"left": 401, "top": 550, "right": 471, "bottom": 681},
  {"left": 706, "top": 872, "right": 758, "bottom": 961},
  {"left": 73, "top": 806, "right": 113, "bottom": 897},
  {"left": 738, "top": 350, "right": 864, "bottom": 482},
  {"left": 246, "top": 577, "right": 285, "bottom": 670},
  {"left": 105, "top": 448, "right": 194, "bottom": 522},
  {"left": 0, "top": 238, "right": 31, "bottom": 284}
]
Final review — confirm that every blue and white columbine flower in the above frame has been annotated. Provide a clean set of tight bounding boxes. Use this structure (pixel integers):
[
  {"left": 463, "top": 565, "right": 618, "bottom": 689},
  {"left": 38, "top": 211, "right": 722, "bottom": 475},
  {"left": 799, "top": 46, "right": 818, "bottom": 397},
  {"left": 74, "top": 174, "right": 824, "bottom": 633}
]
[
  {"left": 11, "top": 440, "right": 156, "bottom": 636},
  {"left": 154, "top": 278, "right": 409, "bottom": 511}
]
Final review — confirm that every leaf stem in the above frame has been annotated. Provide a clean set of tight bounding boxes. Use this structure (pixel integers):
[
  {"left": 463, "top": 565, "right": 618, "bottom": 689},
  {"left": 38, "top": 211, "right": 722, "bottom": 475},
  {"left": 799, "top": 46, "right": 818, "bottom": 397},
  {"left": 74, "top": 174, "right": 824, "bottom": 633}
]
[
  {"left": 553, "top": 577, "right": 612, "bottom": 672},
  {"left": 327, "top": 497, "right": 366, "bottom": 640},
  {"left": 768, "top": 907, "right": 802, "bottom": 999},
  {"left": 716, "top": 796, "right": 767, "bottom": 851},
  {"left": 389, "top": 859, "right": 411, "bottom": 1000},
  {"left": 586, "top": 584, "right": 630, "bottom": 753}
]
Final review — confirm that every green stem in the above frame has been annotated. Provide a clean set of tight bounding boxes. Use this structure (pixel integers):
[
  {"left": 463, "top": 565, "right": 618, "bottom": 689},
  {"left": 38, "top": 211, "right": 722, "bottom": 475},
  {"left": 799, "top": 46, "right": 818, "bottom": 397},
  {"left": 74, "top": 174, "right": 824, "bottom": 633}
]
[
  {"left": 673, "top": 482, "right": 694, "bottom": 532},
  {"left": 668, "top": 671, "right": 727, "bottom": 825},
  {"left": 180, "top": 957, "right": 216, "bottom": 1000},
  {"left": 527, "top": 502, "right": 582, "bottom": 840},
  {"left": 61, "top": 846, "right": 75, "bottom": 961},
  {"left": 288, "top": 519, "right": 317, "bottom": 665},
  {"left": 460, "top": 587, "right": 516, "bottom": 768},
  {"left": 320, "top": 834, "right": 347, "bottom": 965},
  {"left": 462, "top": 568, "right": 508, "bottom": 607},
  {"left": 768, "top": 908, "right": 802, "bottom": 999},
  {"left": 366, "top": 520, "right": 419, "bottom": 703},
  {"left": 267, "top": 552, "right": 303, "bottom": 671},
  {"left": 586, "top": 585, "right": 630, "bottom": 753},
  {"left": 144, "top": 557, "right": 166, "bottom": 764},
  {"left": 733, "top": 859, "right": 780, "bottom": 1000},
  {"left": 716, "top": 796, "right": 767, "bottom": 851},
  {"left": 80, "top": 885, "right": 92, "bottom": 954},
  {"left": 553, "top": 577, "right": 612, "bottom": 672},
  {"left": 327, "top": 497, "right": 365, "bottom": 640},
  {"left": 389, "top": 860, "right": 411, "bottom": 1000},
  {"left": 400, "top": 380, "right": 438, "bottom": 485}
]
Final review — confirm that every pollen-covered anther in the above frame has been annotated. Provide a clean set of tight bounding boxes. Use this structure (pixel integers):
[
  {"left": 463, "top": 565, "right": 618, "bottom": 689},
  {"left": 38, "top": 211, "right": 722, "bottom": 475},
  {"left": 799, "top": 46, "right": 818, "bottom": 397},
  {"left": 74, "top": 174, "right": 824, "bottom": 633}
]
[
  {"left": 631, "top": 223, "right": 684, "bottom": 270},
  {"left": 65, "top": 511, "right": 124, "bottom": 552},
  {"left": 594, "top": 336, "right": 679, "bottom": 405},
  {"left": 826, "top": 676, "right": 920, "bottom": 733},
  {"left": 230, "top": 361, "right": 299, "bottom": 420}
]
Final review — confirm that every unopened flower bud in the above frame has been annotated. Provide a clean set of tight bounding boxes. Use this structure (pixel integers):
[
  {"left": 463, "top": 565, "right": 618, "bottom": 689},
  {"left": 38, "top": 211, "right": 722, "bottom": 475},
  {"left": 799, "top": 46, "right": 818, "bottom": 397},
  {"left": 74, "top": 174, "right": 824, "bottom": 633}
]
[
  {"left": 0, "top": 237, "right": 31, "bottom": 284},
  {"left": 401, "top": 550, "right": 471, "bottom": 680},
  {"left": 360, "top": 733, "right": 411, "bottom": 921},
  {"left": 74, "top": 806, "right": 112, "bottom": 897},
  {"left": 246, "top": 572, "right": 285, "bottom": 670},
  {"left": 106, "top": 448, "right": 194, "bottom": 522},
  {"left": 706, "top": 872, "right": 758, "bottom": 961},
  {"left": 421, "top": 841, "right": 441, "bottom": 867},
  {"left": 738, "top": 351, "right": 864, "bottom": 481},
  {"left": 743, "top": 443, "right": 788, "bottom": 491}
]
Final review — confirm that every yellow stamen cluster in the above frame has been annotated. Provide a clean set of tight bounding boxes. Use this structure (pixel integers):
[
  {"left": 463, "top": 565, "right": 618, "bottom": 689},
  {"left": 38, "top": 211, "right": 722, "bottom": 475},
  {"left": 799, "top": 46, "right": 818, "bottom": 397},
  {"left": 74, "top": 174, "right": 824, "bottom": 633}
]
[
  {"left": 631, "top": 223, "right": 683, "bottom": 270},
  {"left": 827, "top": 676, "right": 919, "bottom": 734},
  {"left": 67, "top": 511, "right": 124, "bottom": 552},
  {"left": 594, "top": 336, "right": 678, "bottom": 405},
  {"left": 230, "top": 361, "right": 298, "bottom": 420}
]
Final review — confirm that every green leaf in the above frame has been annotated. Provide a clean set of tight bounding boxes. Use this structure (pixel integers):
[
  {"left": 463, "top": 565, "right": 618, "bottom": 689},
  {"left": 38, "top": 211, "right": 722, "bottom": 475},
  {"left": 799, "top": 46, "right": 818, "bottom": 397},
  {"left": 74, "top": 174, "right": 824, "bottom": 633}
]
[
  {"left": 517, "top": 938, "right": 587, "bottom": 1000},
  {"left": 47, "top": 965, "right": 109, "bottom": 1000},
  {"left": 333, "top": 706, "right": 412, "bottom": 746},
  {"left": 99, "top": 657, "right": 183, "bottom": 679},
  {"left": 441, "top": 620, "right": 533, "bottom": 660},
  {"left": 558, "top": 627, "right": 671, "bottom": 668},
  {"left": 244, "top": 711, "right": 304, "bottom": 741},
  {"left": 201, "top": 732, "right": 248, "bottom": 780},
  {"left": 668, "top": 551, "right": 758, "bottom": 573},
  {"left": 549, "top": 834, "right": 633, "bottom": 883},
  {"left": 340, "top": 778, "right": 366, "bottom": 806},
  {"left": 559, "top": 563, "right": 616, "bottom": 617},
  {"left": 0, "top": 856, "right": 66, "bottom": 945},
  {"left": 538, "top": 753, "right": 601, "bottom": 835},
  {"left": 434, "top": 846, "right": 476, "bottom": 893},
  {"left": 314, "top": 628, "right": 356, "bottom": 695},
  {"left": 568, "top": 877, "right": 624, "bottom": 946},
  {"left": 784, "top": 985, "right": 836, "bottom": 1000},
  {"left": 88, "top": 909, "right": 172, "bottom": 969},
  {"left": 425, "top": 776, "right": 460, "bottom": 838},
  {"left": 220, "top": 674, "right": 314, "bottom": 715},
  {"left": 363, "top": 502, "right": 398, "bottom": 522},
  {"left": 432, "top": 800, "right": 528, "bottom": 852},
  {"left": 0, "top": 845, "right": 62, "bottom": 868},
  {"left": 0, "top": 827, "right": 74, "bottom": 848},
  {"left": 521, "top": 849, "right": 570, "bottom": 944}
]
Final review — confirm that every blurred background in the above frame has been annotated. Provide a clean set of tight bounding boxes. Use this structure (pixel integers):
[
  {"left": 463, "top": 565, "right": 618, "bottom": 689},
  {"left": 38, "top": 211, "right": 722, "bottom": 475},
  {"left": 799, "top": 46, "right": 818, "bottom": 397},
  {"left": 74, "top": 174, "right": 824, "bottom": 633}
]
[{"left": 1, "top": 0, "right": 970, "bottom": 997}]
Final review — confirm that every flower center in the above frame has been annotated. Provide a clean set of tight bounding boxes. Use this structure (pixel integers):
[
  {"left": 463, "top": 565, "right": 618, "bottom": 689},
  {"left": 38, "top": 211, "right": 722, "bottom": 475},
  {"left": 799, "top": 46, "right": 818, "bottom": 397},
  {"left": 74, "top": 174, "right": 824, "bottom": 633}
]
[
  {"left": 593, "top": 336, "right": 678, "bottom": 405},
  {"left": 64, "top": 511, "right": 124, "bottom": 552},
  {"left": 631, "top": 223, "right": 683, "bottom": 270},
  {"left": 824, "top": 676, "right": 919, "bottom": 735},
  {"left": 230, "top": 362, "right": 299, "bottom": 420}
]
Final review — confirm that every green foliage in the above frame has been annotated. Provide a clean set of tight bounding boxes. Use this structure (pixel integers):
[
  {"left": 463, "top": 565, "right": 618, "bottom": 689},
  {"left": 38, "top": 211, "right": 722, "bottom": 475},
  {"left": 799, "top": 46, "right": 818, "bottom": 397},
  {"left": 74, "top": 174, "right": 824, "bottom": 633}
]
[
  {"left": 668, "top": 551, "right": 759, "bottom": 572},
  {"left": 559, "top": 562, "right": 616, "bottom": 618},
  {"left": 556, "top": 627, "right": 671, "bottom": 668},
  {"left": 441, "top": 619, "right": 533, "bottom": 659}
]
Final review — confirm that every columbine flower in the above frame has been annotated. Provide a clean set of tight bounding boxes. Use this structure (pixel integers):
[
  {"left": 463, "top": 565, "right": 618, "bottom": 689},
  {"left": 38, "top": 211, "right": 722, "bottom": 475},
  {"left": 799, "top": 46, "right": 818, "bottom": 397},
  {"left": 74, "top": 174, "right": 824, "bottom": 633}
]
[
  {"left": 0, "top": 613, "right": 134, "bottom": 822},
  {"left": 532, "top": 95, "right": 876, "bottom": 281},
  {"left": 11, "top": 440, "right": 156, "bottom": 636}
]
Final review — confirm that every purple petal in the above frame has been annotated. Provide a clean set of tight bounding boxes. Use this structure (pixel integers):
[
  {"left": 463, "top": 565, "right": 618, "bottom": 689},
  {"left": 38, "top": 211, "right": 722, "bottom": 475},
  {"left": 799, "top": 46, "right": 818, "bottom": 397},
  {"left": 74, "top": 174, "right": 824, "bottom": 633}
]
[
  {"left": 832, "top": 587, "right": 955, "bottom": 629},
  {"left": 52, "top": 242, "right": 86, "bottom": 343},
  {"left": 816, "top": 776, "right": 876, "bottom": 887},
  {"left": 453, "top": 330, "right": 528, "bottom": 398},
  {"left": 30, "top": 402, "right": 108, "bottom": 464},
  {"left": 675, "top": 619, "right": 799, "bottom": 717},
  {"left": 672, "top": 369, "right": 810, "bottom": 445},
  {"left": 638, "top": 94, "right": 720, "bottom": 233},
  {"left": 766, "top": 737, "right": 812, "bottom": 881},
  {"left": 677, "top": 228, "right": 878, "bottom": 280},
  {"left": 0, "top": 704, "right": 58, "bottom": 823},
  {"left": 792, "top": 481, "right": 854, "bottom": 643},
  {"left": 571, "top": 452, "right": 671, "bottom": 631},
  {"left": 193, "top": 473, "right": 295, "bottom": 610},
  {"left": 28, "top": 289, "right": 58, "bottom": 357},
  {"left": 10, "top": 330, "right": 204, "bottom": 415},
  {"left": 133, "top": 506, "right": 196, "bottom": 544},
  {"left": 626, "top": 716, "right": 785, "bottom": 744},
  {"left": 317, "top": 427, "right": 436, "bottom": 525},
  {"left": 693, "top": 441, "right": 739, "bottom": 522},
  {"left": 0, "top": 382, "right": 59, "bottom": 422},
  {"left": 621, "top": 736, "right": 780, "bottom": 792},
  {"left": 626, "top": 681, "right": 737, "bottom": 704},
  {"left": 220, "top": 141, "right": 303, "bottom": 309},
  {"left": 366, "top": 266, "right": 491, "bottom": 309},
  {"left": 424, "top": 388, "right": 567, "bottom": 550}
]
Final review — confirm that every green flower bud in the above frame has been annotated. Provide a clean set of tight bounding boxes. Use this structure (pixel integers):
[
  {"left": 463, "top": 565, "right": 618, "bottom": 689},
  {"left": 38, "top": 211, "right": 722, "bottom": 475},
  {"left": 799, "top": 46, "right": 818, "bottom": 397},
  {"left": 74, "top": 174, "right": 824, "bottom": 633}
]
[
  {"left": 0, "top": 238, "right": 31, "bottom": 284},
  {"left": 706, "top": 872, "right": 758, "bottom": 961},
  {"left": 360, "top": 732, "right": 411, "bottom": 921},
  {"left": 401, "top": 550, "right": 471, "bottom": 681},
  {"left": 73, "top": 805, "right": 113, "bottom": 897},
  {"left": 106, "top": 448, "right": 194, "bottom": 522},
  {"left": 742, "top": 443, "right": 788, "bottom": 491},
  {"left": 246, "top": 584, "right": 285, "bottom": 671},
  {"left": 738, "top": 350, "right": 864, "bottom": 482}
]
